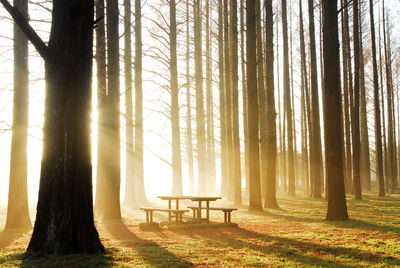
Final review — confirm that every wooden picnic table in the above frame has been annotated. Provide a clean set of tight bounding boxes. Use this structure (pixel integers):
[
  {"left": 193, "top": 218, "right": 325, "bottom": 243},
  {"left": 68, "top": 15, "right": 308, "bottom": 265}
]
[{"left": 157, "top": 196, "right": 221, "bottom": 223}]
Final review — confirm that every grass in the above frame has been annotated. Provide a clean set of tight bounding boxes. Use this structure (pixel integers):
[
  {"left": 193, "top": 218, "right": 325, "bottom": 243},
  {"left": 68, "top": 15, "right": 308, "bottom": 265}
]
[{"left": 0, "top": 193, "right": 399, "bottom": 267}]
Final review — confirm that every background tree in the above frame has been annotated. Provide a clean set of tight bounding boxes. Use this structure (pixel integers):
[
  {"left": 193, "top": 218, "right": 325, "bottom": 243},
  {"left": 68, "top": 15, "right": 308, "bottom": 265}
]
[{"left": 5, "top": 0, "right": 31, "bottom": 230}]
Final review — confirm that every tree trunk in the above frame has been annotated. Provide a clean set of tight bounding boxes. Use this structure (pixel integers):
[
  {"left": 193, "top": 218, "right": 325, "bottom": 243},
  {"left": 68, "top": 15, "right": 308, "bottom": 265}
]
[
  {"left": 240, "top": 0, "right": 249, "bottom": 198},
  {"left": 282, "top": 0, "right": 295, "bottom": 196},
  {"left": 194, "top": 0, "right": 207, "bottom": 195},
  {"left": 351, "top": 0, "right": 362, "bottom": 200},
  {"left": 2, "top": 0, "right": 106, "bottom": 254},
  {"left": 185, "top": 0, "right": 195, "bottom": 194},
  {"left": 230, "top": 0, "right": 242, "bottom": 205},
  {"left": 322, "top": 0, "right": 349, "bottom": 221},
  {"left": 218, "top": 0, "right": 228, "bottom": 198},
  {"left": 264, "top": 0, "right": 278, "bottom": 208},
  {"left": 123, "top": 0, "right": 137, "bottom": 208},
  {"left": 368, "top": 0, "right": 384, "bottom": 197},
  {"left": 170, "top": 0, "right": 183, "bottom": 195},
  {"left": 206, "top": 0, "right": 217, "bottom": 195},
  {"left": 6, "top": 0, "right": 31, "bottom": 230},
  {"left": 308, "top": 0, "right": 323, "bottom": 198},
  {"left": 246, "top": 0, "right": 262, "bottom": 211},
  {"left": 358, "top": 3, "right": 371, "bottom": 191},
  {"left": 134, "top": 0, "right": 147, "bottom": 204}
]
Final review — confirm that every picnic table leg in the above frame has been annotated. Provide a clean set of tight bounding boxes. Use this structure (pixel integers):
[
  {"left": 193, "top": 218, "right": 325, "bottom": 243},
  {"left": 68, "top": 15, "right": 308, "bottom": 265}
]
[
  {"left": 193, "top": 208, "right": 196, "bottom": 219},
  {"left": 176, "top": 199, "right": 179, "bottom": 209},
  {"left": 224, "top": 211, "right": 227, "bottom": 223},
  {"left": 146, "top": 211, "right": 149, "bottom": 223},
  {"left": 198, "top": 201, "right": 202, "bottom": 222},
  {"left": 228, "top": 211, "right": 231, "bottom": 223},
  {"left": 206, "top": 201, "right": 210, "bottom": 223},
  {"left": 168, "top": 200, "right": 171, "bottom": 222},
  {"left": 150, "top": 211, "right": 153, "bottom": 223}
]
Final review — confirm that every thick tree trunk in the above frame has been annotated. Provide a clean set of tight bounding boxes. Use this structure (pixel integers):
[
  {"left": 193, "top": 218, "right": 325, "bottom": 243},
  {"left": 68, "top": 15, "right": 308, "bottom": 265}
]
[
  {"left": 194, "top": 0, "right": 207, "bottom": 195},
  {"left": 230, "top": 0, "right": 242, "bottom": 205},
  {"left": 264, "top": 0, "right": 278, "bottom": 209},
  {"left": 322, "top": 0, "right": 349, "bottom": 221},
  {"left": 368, "top": 0, "right": 384, "bottom": 197},
  {"left": 6, "top": 0, "right": 31, "bottom": 230},
  {"left": 246, "top": 0, "right": 262, "bottom": 211},
  {"left": 308, "top": 0, "right": 323, "bottom": 198},
  {"left": 170, "top": 0, "right": 183, "bottom": 195},
  {"left": 23, "top": 0, "right": 104, "bottom": 254},
  {"left": 282, "top": 0, "right": 295, "bottom": 196}
]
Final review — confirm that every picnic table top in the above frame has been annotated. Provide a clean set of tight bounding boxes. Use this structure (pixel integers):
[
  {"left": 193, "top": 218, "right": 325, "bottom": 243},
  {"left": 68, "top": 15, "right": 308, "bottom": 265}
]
[{"left": 157, "top": 196, "right": 221, "bottom": 201}]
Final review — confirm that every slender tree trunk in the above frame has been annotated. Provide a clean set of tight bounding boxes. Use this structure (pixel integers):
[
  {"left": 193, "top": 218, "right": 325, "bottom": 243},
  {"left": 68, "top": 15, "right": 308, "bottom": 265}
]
[
  {"left": 351, "top": 0, "right": 362, "bottom": 200},
  {"left": 358, "top": 4, "right": 371, "bottom": 191},
  {"left": 123, "top": 0, "right": 137, "bottom": 208},
  {"left": 170, "top": 0, "right": 183, "bottom": 195},
  {"left": 134, "top": 0, "right": 147, "bottom": 204},
  {"left": 369, "top": 0, "right": 384, "bottom": 197},
  {"left": 186, "top": 0, "right": 195, "bottom": 194},
  {"left": 206, "top": 0, "right": 217, "bottom": 195},
  {"left": 308, "top": 0, "right": 323, "bottom": 198},
  {"left": 247, "top": 0, "right": 262, "bottom": 211},
  {"left": 322, "top": 0, "right": 349, "bottom": 221},
  {"left": 194, "top": 0, "right": 207, "bottom": 195},
  {"left": 5, "top": 0, "right": 31, "bottom": 230},
  {"left": 240, "top": 0, "right": 250, "bottom": 197},
  {"left": 340, "top": 0, "right": 352, "bottom": 194},
  {"left": 230, "top": 0, "right": 242, "bottom": 205},
  {"left": 282, "top": 0, "right": 295, "bottom": 196},
  {"left": 218, "top": 0, "right": 228, "bottom": 198},
  {"left": 264, "top": 0, "right": 278, "bottom": 208}
]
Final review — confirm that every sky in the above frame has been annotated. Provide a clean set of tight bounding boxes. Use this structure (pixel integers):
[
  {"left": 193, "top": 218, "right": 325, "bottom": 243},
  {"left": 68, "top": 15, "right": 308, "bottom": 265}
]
[{"left": 0, "top": 0, "right": 399, "bottom": 209}]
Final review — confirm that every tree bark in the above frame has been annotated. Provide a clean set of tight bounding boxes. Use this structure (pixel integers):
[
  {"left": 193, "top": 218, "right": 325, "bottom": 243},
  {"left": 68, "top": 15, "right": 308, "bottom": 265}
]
[
  {"left": 322, "top": 0, "right": 349, "bottom": 221},
  {"left": 264, "top": 0, "right": 278, "bottom": 208},
  {"left": 246, "top": 0, "right": 262, "bottom": 211}
]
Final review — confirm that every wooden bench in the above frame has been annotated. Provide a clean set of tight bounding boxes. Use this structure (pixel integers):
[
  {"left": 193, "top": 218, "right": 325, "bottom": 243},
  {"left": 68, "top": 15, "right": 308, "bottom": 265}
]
[
  {"left": 187, "top": 206, "right": 237, "bottom": 223},
  {"left": 140, "top": 207, "right": 189, "bottom": 224}
]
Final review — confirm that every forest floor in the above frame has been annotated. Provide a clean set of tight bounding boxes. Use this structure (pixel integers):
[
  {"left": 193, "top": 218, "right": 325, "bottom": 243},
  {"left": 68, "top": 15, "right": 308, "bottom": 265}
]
[{"left": 0, "top": 193, "right": 399, "bottom": 267}]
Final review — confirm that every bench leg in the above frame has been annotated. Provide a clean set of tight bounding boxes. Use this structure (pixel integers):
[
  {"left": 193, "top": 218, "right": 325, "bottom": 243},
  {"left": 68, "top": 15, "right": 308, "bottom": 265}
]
[
  {"left": 193, "top": 209, "right": 196, "bottom": 219},
  {"left": 206, "top": 201, "right": 210, "bottom": 223},
  {"left": 224, "top": 211, "right": 227, "bottom": 223},
  {"left": 168, "top": 200, "right": 172, "bottom": 222},
  {"left": 146, "top": 212, "right": 149, "bottom": 223},
  {"left": 228, "top": 212, "right": 231, "bottom": 223},
  {"left": 150, "top": 211, "right": 153, "bottom": 223}
]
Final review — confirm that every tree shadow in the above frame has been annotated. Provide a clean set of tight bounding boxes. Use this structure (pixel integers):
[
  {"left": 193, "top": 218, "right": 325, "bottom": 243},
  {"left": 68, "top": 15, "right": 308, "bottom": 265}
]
[
  {"left": 103, "top": 220, "right": 193, "bottom": 267},
  {"left": 172, "top": 226, "right": 400, "bottom": 267}
]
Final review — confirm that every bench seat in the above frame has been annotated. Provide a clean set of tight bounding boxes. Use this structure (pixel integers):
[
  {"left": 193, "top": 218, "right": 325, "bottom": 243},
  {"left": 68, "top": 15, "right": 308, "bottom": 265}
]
[
  {"left": 187, "top": 206, "right": 237, "bottom": 223},
  {"left": 140, "top": 207, "right": 188, "bottom": 224}
]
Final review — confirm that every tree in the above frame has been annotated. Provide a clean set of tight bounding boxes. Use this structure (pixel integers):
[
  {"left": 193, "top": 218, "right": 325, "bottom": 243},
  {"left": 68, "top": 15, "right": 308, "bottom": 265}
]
[
  {"left": 194, "top": 0, "right": 207, "bottom": 195},
  {"left": 352, "top": 0, "right": 362, "bottom": 200},
  {"left": 322, "top": 0, "right": 349, "bottom": 221},
  {"left": 124, "top": 0, "right": 137, "bottom": 208},
  {"left": 264, "top": 0, "right": 278, "bottom": 209},
  {"left": 246, "top": 0, "right": 262, "bottom": 211},
  {"left": 0, "top": 0, "right": 104, "bottom": 254},
  {"left": 5, "top": 0, "right": 31, "bottom": 230},
  {"left": 134, "top": 0, "right": 147, "bottom": 204},
  {"left": 368, "top": 0, "right": 385, "bottom": 197},
  {"left": 186, "top": 0, "right": 195, "bottom": 194},
  {"left": 231, "top": 0, "right": 242, "bottom": 205},
  {"left": 308, "top": 0, "right": 323, "bottom": 198},
  {"left": 170, "top": 0, "right": 183, "bottom": 195},
  {"left": 282, "top": 0, "right": 295, "bottom": 196}
]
